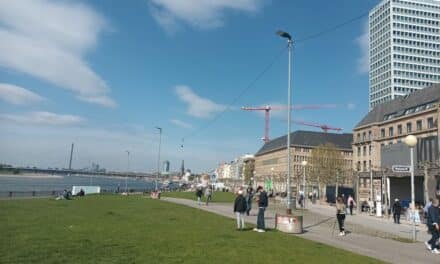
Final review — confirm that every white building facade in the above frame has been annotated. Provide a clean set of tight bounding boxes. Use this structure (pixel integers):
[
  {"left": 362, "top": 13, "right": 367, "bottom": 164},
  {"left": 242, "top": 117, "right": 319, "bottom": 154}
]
[{"left": 369, "top": 0, "right": 440, "bottom": 109}]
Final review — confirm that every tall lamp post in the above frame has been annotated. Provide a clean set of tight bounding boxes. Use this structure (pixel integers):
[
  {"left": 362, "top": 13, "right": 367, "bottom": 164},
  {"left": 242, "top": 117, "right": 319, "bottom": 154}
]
[
  {"left": 125, "top": 150, "right": 130, "bottom": 193},
  {"left": 404, "top": 135, "right": 417, "bottom": 241},
  {"left": 301, "top": 160, "right": 308, "bottom": 208},
  {"left": 155, "top": 127, "right": 162, "bottom": 191},
  {"left": 277, "top": 29, "right": 294, "bottom": 213}
]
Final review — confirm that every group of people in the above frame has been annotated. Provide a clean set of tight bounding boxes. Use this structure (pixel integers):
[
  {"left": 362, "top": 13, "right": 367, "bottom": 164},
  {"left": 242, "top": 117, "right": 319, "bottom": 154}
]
[
  {"left": 195, "top": 186, "right": 213, "bottom": 205},
  {"left": 233, "top": 186, "right": 268, "bottom": 232}
]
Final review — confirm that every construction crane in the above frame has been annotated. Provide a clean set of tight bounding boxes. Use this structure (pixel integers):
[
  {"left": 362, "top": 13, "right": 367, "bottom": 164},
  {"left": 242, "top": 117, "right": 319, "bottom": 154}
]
[
  {"left": 241, "top": 104, "right": 337, "bottom": 143},
  {"left": 293, "top": 120, "right": 343, "bottom": 133}
]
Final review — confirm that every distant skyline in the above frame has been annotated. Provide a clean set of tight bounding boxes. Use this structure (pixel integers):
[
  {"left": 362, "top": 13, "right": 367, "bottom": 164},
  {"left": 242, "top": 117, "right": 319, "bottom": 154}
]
[{"left": 0, "top": 0, "right": 378, "bottom": 172}]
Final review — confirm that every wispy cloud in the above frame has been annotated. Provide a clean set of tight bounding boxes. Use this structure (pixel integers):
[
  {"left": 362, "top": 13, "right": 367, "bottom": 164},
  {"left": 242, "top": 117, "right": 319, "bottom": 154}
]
[
  {"left": 356, "top": 21, "right": 369, "bottom": 74},
  {"left": 0, "top": 0, "right": 116, "bottom": 107},
  {"left": 0, "top": 83, "right": 45, "bottom": 105},
  {"left": 170, "top": 119, "right": 193, "bottom": 129},
  {"left": 175, "top": 85, "right": 226, "bottom": 118},
  {"left": 347, "top": 103, "right": 356, "bottom": 110},
  {"left": 149, "top": 0, "right": 262, "bottom": 33},
  {"left": 0, "top": 111, "right": 84, "bottom": 125}
]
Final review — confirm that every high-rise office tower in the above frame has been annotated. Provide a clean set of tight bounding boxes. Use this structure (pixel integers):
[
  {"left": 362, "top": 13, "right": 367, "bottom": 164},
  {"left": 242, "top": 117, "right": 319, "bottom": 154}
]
[{"left": 369, "top": 0, "right": 440, "bottom": 109}]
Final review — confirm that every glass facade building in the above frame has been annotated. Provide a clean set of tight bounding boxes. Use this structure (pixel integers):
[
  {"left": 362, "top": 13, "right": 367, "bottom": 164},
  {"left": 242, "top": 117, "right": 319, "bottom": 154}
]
[{"left": 369, "top": 0, "right": 440, "bottom": 109}]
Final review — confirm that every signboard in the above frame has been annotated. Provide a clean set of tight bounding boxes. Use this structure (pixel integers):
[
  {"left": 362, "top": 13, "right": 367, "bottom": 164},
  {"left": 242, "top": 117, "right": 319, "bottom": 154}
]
[{"left": 392, "top": 165, "right": 411, "bottom": 173}]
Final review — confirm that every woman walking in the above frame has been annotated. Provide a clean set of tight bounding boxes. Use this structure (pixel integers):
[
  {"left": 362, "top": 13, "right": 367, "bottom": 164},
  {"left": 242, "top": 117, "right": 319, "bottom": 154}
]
[
  {"left": 245, "top": 187, "right": 254, "bottom": 216},
  {"left": 336, "top": 197, "right": 346, "bottom": 236}
]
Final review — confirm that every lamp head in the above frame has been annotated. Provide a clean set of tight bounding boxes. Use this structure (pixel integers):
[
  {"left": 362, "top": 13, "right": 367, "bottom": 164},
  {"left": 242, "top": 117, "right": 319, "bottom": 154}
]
[
  {"left": 276, "top": 30, "right": 292, "bottom": 40},
  {"left": 404, "top": 135, "right": 417, "bottom": 147},
  {"left": 301, "top": 160, "right": 308, "bottom": 166}
]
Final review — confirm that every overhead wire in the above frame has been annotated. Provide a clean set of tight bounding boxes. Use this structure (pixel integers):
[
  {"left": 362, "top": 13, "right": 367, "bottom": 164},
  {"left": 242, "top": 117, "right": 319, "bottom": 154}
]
[{"left": 181, "top": 10, "right": 369, "bottom": 145}]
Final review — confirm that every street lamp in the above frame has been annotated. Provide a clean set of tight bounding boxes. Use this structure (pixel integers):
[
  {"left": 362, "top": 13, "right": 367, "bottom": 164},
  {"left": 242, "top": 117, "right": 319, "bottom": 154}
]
[
  {"left": 155, "top": 127, "right": 162, "bottom": 191},
  {"left": 277, "top": 29, "right": 294, "bottom": 213},
  {"left": 404, "top": 134, "right": 417, "bottom": 241},
  {"left": 301, "top": 160, "right": 307, "bottom": 208},
  {"left": 125, "top": 150, "right": 130, "bottom": 193}
]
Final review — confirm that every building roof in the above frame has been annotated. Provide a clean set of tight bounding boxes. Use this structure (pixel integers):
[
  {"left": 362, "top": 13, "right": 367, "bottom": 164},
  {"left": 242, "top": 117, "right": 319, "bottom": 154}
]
[
  {"left": 255, "top": 130, "right": 353, "bottom": 156},
  {"left": 356, "top": 84, "right": 440, "bottom": 129}
]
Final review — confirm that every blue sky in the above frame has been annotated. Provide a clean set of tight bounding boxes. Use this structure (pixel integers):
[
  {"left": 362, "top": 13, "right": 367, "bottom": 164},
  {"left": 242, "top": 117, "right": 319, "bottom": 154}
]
[{"left": 0, "top": 0, "right": 378, "bottom": 172}]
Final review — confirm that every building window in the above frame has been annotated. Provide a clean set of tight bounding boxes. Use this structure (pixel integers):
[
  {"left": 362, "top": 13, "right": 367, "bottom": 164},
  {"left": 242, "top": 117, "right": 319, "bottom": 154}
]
[
  {"left": 363, "top": 161, "right": 367, "bottom": 172},
  {"left": 397, "top": 125, "right": 402, "bottom": 135},
  {"left": 363, "top": 146, "right": 367, "bottom": 156},
  {"left": 381, "top": 129, "right": 385, "bottom": 138},
  {"left": 407, "top": 122, "right": 412, "bottom": 133},
  {"left": 389, "top": 127, "right": 394, "bottom": 137},
  {"left": 357, "top": 133, "right": 360, "bottom": 142},
  {"left": 357, "top": 162, "right": 361, "bottom": 172},
  {"left": 369, "top": 145, "right": 372, "bottom": 155},
  {"left": 368, "top": 131, "right": 372, "bottom": 140},
  {"left": 368, "top": 160, "right": 371, "bottom": 170},
  {"left": 416, "top": 120, "right": 422, "bottom": 131},
  {"left": 357, "top": 147, "right": 361, "bottom": 157},
  {"left": 428, "top": 117, "right": 434, "bottom": 128},
  {"left": 362, "top": 132, "right": 366, "bottom": 141}
]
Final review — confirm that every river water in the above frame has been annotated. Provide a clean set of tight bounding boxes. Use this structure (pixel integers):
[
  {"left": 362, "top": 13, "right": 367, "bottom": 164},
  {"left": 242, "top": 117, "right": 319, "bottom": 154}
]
[{"left": 0, "top": 174, "right": 166, "bottom": 197}]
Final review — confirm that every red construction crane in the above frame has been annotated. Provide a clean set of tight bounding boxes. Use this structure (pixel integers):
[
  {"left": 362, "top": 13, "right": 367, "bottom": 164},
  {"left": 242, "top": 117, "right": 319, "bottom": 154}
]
[
  {"left": 293, "top": 120, "right": 343, "bottom": 133},
  {"left": 241, "top": 104, "right": 337, "bottom": 143}
]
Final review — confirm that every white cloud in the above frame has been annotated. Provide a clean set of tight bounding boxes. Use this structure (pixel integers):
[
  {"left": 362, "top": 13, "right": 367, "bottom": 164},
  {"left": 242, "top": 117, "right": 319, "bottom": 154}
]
[
  {"left": 0, "top": 0, "right": 116, "bottom": 107},
  {"left": 170, "top": 119, "right": 193, "bottom": 129},
  {"left": 175, "top": 85, "right": 226, "bottom": 118},
  {"left": 0, "top": 83, "right": 45, "bottom": 105},
  {"left": 356, "top": 21, "right": 369, "bottom": 74},
  {"left": 0, "top": 111, "right": 84, "bottom": 125},
  {"left": 149, "top": 0, "right": 262, "bottom": 32}
]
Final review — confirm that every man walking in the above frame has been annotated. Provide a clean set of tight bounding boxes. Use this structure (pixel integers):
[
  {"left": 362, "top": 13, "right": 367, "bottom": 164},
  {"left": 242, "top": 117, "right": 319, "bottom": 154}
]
[
  {"left": 425, "top": 198, "right": 440, "bottom": 254},
  {"left": 392, "top": 198, "right": 402, "bottom": 224},
  {"left": 233, "top": 189, "right": 247, "bottom": 230},
  {"left": 196, "top": 187, "right": 203, "bottom": 206},
  {"left": 205, "top": 186, "right": 212, "bottom": 206},
  {"left": 347, "top": 195, "right": 356, "bottom": 215},
  {"left": 254, "top": 186, "right": 268, "bottom": 233}
]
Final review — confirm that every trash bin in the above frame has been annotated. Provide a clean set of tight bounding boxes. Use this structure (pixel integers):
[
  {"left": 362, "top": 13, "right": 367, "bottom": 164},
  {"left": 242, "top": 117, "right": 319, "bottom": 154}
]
[{"left": 275, "top": 214, "right": 303, "bottom": 234}]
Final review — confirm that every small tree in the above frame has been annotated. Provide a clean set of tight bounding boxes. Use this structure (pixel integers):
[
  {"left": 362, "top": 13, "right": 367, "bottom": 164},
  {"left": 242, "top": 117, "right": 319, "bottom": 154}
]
[
  {"left": 243, "top": 161, "right": 255, "bottom": 185},
  {"left": 310, "top": 143, "right": 345, "bottom": 199}
]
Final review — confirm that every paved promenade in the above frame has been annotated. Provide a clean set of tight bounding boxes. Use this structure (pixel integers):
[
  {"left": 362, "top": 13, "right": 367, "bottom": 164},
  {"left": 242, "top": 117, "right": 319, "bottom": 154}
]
[{"left": 162, "top": 197, "right": 438, "bottom": 264}]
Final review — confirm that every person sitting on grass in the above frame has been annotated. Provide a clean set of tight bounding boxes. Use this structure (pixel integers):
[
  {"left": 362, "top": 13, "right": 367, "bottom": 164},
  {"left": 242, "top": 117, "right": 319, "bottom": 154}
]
[{"left": 233, "top": 189, "right": 247, "bottom": 231}]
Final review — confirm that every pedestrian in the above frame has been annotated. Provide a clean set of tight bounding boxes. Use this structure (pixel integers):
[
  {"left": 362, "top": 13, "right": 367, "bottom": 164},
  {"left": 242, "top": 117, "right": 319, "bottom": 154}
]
[
  {"left": 299, "top": 191, "right": 305, "bottom": 208},
  {"left": 245, "top": 186, "right": 254, "bottom": 216},
  {"left": 234, "top": 189, "right": 247, "bottom": 230},
  {"left": 254, "top": 186, "right": 268, "bottom": 233},
  {"left": 205, "top": 186, "right": 212, "bottom": 205},
  {"left": 425, "top": 198, "right": 440, "bottom": 254},
  {"left": 392, "top": 198, "right": 402, "bottom": 224},
  {"left": 196, "top": 187, "right": 203, "bottom": 205},
  {"left": 424, "top": 198, "right": 433, "bottom": 224},
  {"left": 336, "top": 196, "right": 346, "bottom": 236},
  {"left": 347, "top": 195, "right": 356, "bottom": 215}
]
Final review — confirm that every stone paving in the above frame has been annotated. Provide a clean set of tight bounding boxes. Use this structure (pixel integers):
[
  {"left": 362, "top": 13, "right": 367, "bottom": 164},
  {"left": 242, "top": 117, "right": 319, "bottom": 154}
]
[{"left": 162, "top": 197, "right": 439, "bottom": 264}]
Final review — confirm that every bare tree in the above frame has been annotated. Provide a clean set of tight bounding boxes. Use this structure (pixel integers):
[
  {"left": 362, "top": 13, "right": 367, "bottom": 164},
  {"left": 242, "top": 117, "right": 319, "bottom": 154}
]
[{"left": 310, "top": 143, "right": 345, "bottom": 199}]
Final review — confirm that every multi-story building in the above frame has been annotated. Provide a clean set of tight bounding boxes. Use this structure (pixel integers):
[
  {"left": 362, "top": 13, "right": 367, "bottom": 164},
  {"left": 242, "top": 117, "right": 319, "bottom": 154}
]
[
  {"left": 254, "top": 130, "right": 353, "bottom": 193},
  {"left": 353, "top": 84, "right": 440, "bottom": 201},
  {"left": 369, "top": 0, "right": 440, "bottom": 109}
]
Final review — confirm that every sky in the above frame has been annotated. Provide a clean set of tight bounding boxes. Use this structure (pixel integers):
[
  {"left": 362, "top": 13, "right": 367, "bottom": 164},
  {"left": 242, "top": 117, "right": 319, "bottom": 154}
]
[{"left": 0, "top": 0, "right": 379, "bottom": 173}]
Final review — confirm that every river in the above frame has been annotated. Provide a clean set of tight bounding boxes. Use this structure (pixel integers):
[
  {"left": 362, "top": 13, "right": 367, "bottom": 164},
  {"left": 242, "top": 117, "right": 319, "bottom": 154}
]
[{"left": 0, "top": 174, "right": 171, "bottom": 197}]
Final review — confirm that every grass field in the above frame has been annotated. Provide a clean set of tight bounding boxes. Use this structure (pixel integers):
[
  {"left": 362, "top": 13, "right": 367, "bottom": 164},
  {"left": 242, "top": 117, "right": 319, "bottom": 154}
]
[
  {"left": 0, "top": 195, "right": 385, "bottom": 263},
  {"left": 161, "top": 191, "right": 235, "bottom": 203}
]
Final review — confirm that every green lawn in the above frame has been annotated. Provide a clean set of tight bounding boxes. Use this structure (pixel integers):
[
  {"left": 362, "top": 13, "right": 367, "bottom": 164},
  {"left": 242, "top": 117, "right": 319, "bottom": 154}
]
[
  {"left": 161, "top": 190, "right": 236, "bottom": 203},
  {"left": 0, "top": 195, "right": 384, "bottom": 264}
]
